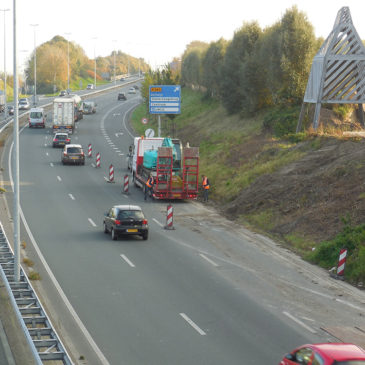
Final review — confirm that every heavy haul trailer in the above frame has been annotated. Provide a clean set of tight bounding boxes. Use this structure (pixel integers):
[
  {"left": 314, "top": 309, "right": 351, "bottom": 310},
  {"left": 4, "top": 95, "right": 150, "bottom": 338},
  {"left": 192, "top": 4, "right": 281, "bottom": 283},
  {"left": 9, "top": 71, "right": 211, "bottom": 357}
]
[{"left": 131, "top": 137, "right": 199, "bottom": 200}]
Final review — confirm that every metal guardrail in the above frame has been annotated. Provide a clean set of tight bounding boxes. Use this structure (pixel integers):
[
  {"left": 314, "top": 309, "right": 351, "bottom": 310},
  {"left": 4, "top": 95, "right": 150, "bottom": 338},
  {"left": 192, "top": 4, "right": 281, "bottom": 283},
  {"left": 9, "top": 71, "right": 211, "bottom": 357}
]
[{"left": 0, "top": 224, "right": 74, "bottom": 364}]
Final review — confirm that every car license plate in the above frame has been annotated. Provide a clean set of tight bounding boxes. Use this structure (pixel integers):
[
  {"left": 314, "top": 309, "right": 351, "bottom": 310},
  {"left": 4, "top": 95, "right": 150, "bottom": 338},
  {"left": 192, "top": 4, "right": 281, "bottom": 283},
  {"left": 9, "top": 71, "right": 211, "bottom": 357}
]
[
  {"left": 71, "top": 157, "right": 78, "bottom": 159},
  {"left": 127, "top": 229, "right": 138, "bottom": 233}
]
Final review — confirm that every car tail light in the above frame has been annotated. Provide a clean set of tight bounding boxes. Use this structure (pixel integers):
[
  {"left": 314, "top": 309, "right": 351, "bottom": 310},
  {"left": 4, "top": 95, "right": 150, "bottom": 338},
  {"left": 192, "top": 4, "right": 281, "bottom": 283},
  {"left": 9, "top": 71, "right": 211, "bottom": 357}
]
[
  {"left": 142, "top": 219, "right": 148, "bottom": 225},
  {"left": 81, "top": 151, "right": 84, "bottom": 156},
  {"left": 66, "top": 139, "right": 70, "bottom": 142},
  {"left": 115, "top": 220, "right": 121, "bottom": 225},
  {"left": 63, "top": 152, "right": 67, "bottom": 156},
  {"left": 54, "top": 138, "right": 58, "bottom": 142}
]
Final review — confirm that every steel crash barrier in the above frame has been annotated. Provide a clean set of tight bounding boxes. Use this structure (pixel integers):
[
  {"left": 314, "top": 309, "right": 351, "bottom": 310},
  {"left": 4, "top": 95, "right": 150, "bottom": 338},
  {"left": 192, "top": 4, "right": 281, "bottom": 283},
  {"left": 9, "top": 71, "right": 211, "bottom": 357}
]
[{"left": 0, "top": 222, "right": 73, "bottom": 365}]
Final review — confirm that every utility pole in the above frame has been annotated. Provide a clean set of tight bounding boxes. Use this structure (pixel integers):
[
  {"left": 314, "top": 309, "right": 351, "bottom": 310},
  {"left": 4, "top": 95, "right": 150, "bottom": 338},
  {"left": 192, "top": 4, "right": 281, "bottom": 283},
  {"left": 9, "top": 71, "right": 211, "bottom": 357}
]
[
  {"left": 113, "top": 40, "right": 117, "bottom": 84},
  {"left": 30, "top": 23, "right": 38, "bottom": 106},
  {"left": 1, "top": 9, "right": 10, "bottom": 119}
]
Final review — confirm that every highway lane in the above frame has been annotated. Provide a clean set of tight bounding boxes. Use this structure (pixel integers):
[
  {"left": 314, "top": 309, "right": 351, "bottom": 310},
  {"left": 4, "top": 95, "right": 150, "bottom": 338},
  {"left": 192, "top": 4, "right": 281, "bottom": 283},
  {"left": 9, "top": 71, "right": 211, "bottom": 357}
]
[{"left": 5, "top": 86, "right": 356, "bottom": 364}]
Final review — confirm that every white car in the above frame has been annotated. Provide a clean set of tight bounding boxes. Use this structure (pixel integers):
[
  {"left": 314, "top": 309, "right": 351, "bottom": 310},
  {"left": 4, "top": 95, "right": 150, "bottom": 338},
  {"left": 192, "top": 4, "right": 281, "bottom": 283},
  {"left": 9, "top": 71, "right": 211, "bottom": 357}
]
[
  {"left": 87, "top": 84, "right": 94, "bottom": 90},
  {"left": 128, "top": 87, "right": 136, "bottom": 94},
  {"left": 18, "top": 98, "right": 31, "bottom": 110}
]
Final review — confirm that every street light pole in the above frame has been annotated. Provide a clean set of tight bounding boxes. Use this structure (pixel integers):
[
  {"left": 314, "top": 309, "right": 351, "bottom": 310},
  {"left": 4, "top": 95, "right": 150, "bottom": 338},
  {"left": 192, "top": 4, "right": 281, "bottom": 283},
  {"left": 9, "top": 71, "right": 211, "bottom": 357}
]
[
  {"left": 65, "top": 33, "right": 71, "bottom": 92},
  {"left": 30, "top": 23, "right": 38, "bottom": 106},
  {"left": 92, "top": 37, "right": 97, "bottom": 89},
  {"left": 1, "top": 9, "right": 10, "bottom": 119},
  {"left": 13, "top": 0, "right": 20, "bottom": 282}
]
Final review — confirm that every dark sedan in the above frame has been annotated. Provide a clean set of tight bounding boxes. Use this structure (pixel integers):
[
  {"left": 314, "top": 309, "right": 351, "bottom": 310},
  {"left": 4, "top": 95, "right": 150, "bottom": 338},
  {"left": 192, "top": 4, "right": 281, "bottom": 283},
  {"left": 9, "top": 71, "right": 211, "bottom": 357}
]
[
  {"left": 53, "top": 133, "right": 70, "bottom": 148},
  {"left": 103, "top": 205, "right": 148, "bottom": 240},
  {"left": 118, "top": 92, "right": 126, "bottom": 101}
]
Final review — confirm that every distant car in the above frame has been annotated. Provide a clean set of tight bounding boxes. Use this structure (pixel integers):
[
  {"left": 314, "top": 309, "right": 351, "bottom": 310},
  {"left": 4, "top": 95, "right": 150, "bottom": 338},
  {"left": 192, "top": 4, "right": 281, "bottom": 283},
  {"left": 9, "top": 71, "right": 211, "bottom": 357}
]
[
  {"left": 83, "top": 101, "right": 97, "bottom": 114},
  {"left": 53, "top": 133, "right": 70, "bottom": 148},
  {"left": 103, "top": 205, "right": 149, "bottom": 240},
  {"left": 87, "top": 84, "right": 94, "bottom": 90},
  {"left": 59, "top": 90, "right": 67, "bottom": 97},
  {"left": 120, "top": 77, "right": 125, "bottom": 81},
  {"left": 18, "top": 98, "right": 30, "bottom": 110},
  {"left": 7, "top": 105, "right": 14, "bottom": 115},
  {"left": 128, "top": 87, "right": 136, "bottom": 94},
  {"left": 133, "top": 85, "right": 139, "bottom": 90},
  {"left": 61, "top": 144, "right": 85, "bottom": 165},
  {"left": 279, "top": 343, "right": 365, "bottom": 365},
  {"left": 118, "top": 92, "right": 126, "bottom": 101}
]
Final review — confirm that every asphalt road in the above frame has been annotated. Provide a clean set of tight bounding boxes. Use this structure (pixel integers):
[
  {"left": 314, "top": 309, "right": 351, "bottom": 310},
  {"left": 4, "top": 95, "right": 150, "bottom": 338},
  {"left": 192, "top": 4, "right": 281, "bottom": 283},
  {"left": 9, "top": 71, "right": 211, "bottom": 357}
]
[{"left": 2, "top": 84, "right": 365, "bottom": 364}]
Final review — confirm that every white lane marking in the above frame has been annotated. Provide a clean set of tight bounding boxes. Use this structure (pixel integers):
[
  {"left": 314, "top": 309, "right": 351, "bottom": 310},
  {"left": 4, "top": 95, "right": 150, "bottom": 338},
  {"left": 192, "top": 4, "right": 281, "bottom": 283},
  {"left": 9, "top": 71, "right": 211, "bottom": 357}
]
[
  {"left": 283, "top": 311, "right": 316, "bottom": 334},
  {"left": 88, "top": 218, "right": 97, "bottom": 227},
  {"left": 75, "top": 136, "right": 79, "bottom": 140},
  {"left": 153, "top": 218, "right": 164, "bottom": 227},
  {"left": 57, "top": 176, "right": 62, "bottom": 182},
  {"left": 199, "top": 253, "right": 219, "bottom": 267},
  {"left": 179, "top": 313, "right": 206, "bottom": 335},
  {"left": 115, "top": 150, "right": 121, "bottom": 153},
  {"left": 44, "top": 143, "right": 47, "bottom": 147},
  {"left": 120, "top": 254, "right": 135, "bottom": 268},
  {"left": 91, "top": 163, "right": 95, "bottom": 168},
  {"left": 118, "top": 153, "right": 124, "bottom": 156},
  {"left": 50, "top": 162, "right": 54, "bottom": 167},
  {"left": 113, "top": 147, "right": 119, "bottom": 150},
  {"left": 46, "top": 152, "right": 49, "bottom": 156},
  {"left": 68, "top": 194, "right": 75, "bottom": 200}
]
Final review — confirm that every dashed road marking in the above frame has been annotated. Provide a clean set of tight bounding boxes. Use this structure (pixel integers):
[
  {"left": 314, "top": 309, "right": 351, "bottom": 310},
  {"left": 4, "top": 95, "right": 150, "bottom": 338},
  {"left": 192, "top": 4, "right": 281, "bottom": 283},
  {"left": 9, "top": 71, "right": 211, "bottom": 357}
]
[
  {"left": 68, "top": 194, "right": 75, "bottom": 200},
  {"left": 50, "top": 162, "right": 54, "bottom": 167},
  {"left": 180, "top": 313, "right": 206, "bottom": 335},
  {"left": 57, "top": 176, "right": 62, "bottom": 182},
  {"left": 120, "top": 254, "right": 135, "bottom": 267},
  {"left": 88, "top": 218, "right": 97, "bottom": 227},
  {"left": 152, "top": 218, "right": 164, "bottom": 227}
]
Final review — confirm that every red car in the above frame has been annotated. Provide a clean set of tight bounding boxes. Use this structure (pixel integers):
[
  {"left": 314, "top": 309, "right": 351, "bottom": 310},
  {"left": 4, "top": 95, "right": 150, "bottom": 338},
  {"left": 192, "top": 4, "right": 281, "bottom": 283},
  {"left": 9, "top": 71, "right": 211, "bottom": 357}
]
[{"left": 280, "top": 343, "right": 365, "bottom": 365}]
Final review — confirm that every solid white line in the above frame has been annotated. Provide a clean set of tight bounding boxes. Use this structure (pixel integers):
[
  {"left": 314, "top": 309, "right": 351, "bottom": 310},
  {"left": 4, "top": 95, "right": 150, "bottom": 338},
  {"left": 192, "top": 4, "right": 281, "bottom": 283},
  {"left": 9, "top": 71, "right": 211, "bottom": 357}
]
[
  {"left": 68, "top": 194, "right": 75, "bottom": 200},
  {"left": 50, "top": 162, "right": 54, "bottom": 167},
  {"left": 57, "top": 176, "right": 62, "bottom": 182},
  {"left": 180, "top": 313, "right": 206, "bottom": 335},
  {"left": 88, "top": 218, "right": 97, "bottom": 227},
  {"left": 283, "top": 311, "right": 316, "bottom": 334},
  {"left": 199, "top": 253, "right": 219, "bottom": 267},
  {"left": 120, "top": 254, "right": 135, "bottom": 268},
  {"left": 152, "top": 218, "right": 164, "bottom": 227}
]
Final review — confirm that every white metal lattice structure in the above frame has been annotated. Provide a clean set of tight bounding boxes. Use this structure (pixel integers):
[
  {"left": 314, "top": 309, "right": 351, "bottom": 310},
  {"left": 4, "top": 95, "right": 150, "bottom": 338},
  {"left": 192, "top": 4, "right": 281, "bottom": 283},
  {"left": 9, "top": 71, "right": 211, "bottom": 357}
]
[{"left": 297, "top": 7, "right": 365, "bottom": 130}]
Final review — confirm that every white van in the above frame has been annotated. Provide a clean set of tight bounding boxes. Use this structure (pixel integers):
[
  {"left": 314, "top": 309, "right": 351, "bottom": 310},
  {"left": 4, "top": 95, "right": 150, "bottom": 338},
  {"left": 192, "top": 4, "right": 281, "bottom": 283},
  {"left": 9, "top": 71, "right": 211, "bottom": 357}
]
[{"left": 29, "top": 107, "right": 46, "bottom": 128}]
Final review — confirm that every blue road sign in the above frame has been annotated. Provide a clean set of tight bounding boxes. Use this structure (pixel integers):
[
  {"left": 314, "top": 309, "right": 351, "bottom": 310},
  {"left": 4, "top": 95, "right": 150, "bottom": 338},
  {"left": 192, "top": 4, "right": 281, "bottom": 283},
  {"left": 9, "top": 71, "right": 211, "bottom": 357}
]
[{"left": 149, "top": 85, "right": 181, "bottom": 114}]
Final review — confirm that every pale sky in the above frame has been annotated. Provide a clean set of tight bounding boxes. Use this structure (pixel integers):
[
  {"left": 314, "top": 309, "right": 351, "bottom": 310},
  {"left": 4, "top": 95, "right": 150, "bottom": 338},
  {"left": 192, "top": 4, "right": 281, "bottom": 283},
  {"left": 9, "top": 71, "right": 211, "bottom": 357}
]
[{"left": 0, "top": 0, "right": 365, "bottom": 74}]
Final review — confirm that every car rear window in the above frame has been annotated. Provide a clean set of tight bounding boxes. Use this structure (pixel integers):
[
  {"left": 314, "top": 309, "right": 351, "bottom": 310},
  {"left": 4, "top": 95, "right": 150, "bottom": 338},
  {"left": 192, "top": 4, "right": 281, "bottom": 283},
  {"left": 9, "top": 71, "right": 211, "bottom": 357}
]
[
  {"left": 117, "top": 210, "right": 144, "bottom": 220},
  {"left": 30, "top": 112, "right": 42, "bottom": 118},
  {"left": 67, "top": 147, "right": 82, "bottom": 153},
  {"left": 56, "top": 135, "right": 67, "bottom": 140}
]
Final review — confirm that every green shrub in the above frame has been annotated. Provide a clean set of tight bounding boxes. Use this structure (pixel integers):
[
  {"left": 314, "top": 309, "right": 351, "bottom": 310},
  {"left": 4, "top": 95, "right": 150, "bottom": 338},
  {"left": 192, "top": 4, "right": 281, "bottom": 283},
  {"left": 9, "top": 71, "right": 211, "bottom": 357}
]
[{"left": 263, "top": 106, "right": 300, "bottom": 137}]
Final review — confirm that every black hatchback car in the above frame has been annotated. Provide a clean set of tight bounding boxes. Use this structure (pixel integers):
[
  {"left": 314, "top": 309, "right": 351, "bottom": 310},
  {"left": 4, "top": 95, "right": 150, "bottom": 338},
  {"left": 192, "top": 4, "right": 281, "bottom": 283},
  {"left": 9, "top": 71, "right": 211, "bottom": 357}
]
[
  {"left": 103, "top": 205, "right": 148, "bottom": 240},
  {"left": 118, "top": 92, "right": 126, "bottom": 101}
]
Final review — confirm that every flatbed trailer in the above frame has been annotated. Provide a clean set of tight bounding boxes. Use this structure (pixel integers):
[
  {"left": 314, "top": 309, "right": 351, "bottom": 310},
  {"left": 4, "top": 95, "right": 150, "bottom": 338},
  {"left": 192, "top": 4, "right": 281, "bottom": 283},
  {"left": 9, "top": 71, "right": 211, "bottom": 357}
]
[{"left": 132, "top": 139, "right": 199, "bottom": 200}]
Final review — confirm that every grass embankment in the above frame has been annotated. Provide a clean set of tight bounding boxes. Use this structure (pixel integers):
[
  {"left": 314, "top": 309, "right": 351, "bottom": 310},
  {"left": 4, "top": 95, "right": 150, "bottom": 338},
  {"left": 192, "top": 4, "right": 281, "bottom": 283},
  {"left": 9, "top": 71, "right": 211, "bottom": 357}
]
[{"left": 130, "top": 88, "right": 365, "bottom": 285}]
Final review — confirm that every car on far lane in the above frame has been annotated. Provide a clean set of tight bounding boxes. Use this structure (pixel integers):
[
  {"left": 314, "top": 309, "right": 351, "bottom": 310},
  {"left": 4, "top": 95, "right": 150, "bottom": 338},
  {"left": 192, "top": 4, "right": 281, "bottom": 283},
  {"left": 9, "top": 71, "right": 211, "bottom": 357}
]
[
  {"left": 83, "top": 101, "right": 97, "bottom": 114},
  {"left": 103, "top": 205, "right": 149, "bottom": 240},
  {"left": 18, "top": 98, "right": 30, "bottom": 110},
  {"left": 7, "top": 105, "right": 14, "bottom": 115},
  {"left": 53, "top": 133, "right": 70, "bottom": 148},
  {"left": 118, "top": 92, "right": 126, "bottom": 101},
  {"left": 279, "top": 343, "right": 365, "bottom": 365},
  {"left": 59, "top": 90, "right": 67, "bottom": 97},
  {"left": 128, "top": 87, "right": 136, "bottom": 94},
  {"left": 87, "top": 84, "right": 94, "bottom": 90},
  {"left": 61, "top": 144, "right": 85, "bottom": 165}
]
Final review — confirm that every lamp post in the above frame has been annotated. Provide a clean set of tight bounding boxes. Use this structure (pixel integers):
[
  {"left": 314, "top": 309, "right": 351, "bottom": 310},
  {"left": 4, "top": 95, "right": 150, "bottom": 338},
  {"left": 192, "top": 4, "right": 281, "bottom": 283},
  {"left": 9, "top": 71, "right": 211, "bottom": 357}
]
[
  {"left": 30, "top": 23, "right": 38, "bottom": 106},
  {"left": 65, "top": 32, "right": 71, "bottom": 92},
  {"left": 92, "top": 37, "right": 97, "bottom": 89},
  {"left": 1, "top": 9, "right": 10, "bottom": 119}
]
